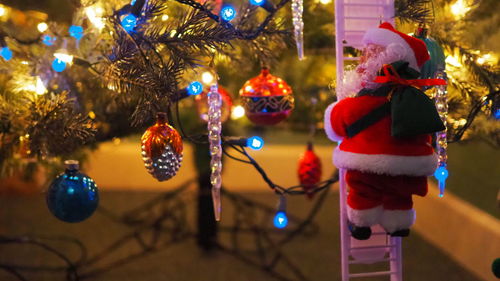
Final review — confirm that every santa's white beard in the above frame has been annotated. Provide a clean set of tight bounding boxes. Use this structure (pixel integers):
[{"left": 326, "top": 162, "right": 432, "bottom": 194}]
[{"left": 336, "top": 43, "right": 410, "bottom": 100}]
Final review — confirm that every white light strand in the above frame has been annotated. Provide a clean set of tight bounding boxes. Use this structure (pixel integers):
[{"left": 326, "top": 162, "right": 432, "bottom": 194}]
[
  {"left": 291, "top": 0, "right": 304, "bottom": 60},
  {"left": 435, "top": 70, "right": 448, "bottom": 197},
  {"left": 208, "top": 84, "right": 223, "bottom": 221}
]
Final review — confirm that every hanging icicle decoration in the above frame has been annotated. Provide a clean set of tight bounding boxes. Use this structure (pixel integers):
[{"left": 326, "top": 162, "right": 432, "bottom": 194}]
[
  {"left": 434, "top": 70, "right": 448, "bottom": 197},
  {"left": 291, "top": 0, "right": 304, "bottom": 60},
  {"left": 208, "top": 84, "right": 223, "bottom": 221}
]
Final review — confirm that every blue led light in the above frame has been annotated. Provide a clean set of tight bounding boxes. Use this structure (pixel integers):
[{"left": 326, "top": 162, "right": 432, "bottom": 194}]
[
  {"left": 42, "top": 35, "right": 56, "bottom": 46},
  {"left": 121, "top": 14, "right": 137, "bottom": 33},
  {"left": 67, "top": 187, "right": 75, "bottom": 195},
  {"left": 69, "top": 25, "right": 84, "bottom": 40},
  {"left": 495, "top": 108, "right": 500, "bottom": 119},
  {"left": 273, "top": 211, "right": 288, "bottom": 229},
  {"left": 434, "top": 165, "right": 449, "bottom": 197},
  {"left": 187, "top": 81, "right": 203, "bottom": 95},
  {"left": 52, "top": 58, "right": 67, "bottom": 72},
  {"left": 250, "top": 0, "right": 265, "bottom": 6},
  {"left": 130, "top": 0, "right": 137, "bottom": 5},
  {"left": 220, "top": 5, "right": 237, "bottom": 21},
  {"left": 247, "top": 136, "right": 264, "bottom": 150},
  {"left": 434, "top": 166, "right": 448, "bottom": 182},
  {"left": 0, "top": 47, "right": 13, "bottom": 61}
]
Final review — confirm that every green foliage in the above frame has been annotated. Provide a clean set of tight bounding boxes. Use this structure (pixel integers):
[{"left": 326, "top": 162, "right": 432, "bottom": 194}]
[{"left": 0, "top": 0, "right": 498, "bottom": 181}]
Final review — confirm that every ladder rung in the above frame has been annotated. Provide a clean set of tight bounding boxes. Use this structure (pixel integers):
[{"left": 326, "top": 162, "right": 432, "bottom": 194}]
[
  {"left": 349, "top": 257, "right": 396, "bottom": 264},
  {"left": 350, "top": 244, "right": 395, "bottom": 251},
  {"left": 349, "top": 271, "right": 397, "bottom": 278},
  {"left": 343, "top": 44, "right": 364, "bottom": 49},
  {"left": 345, "top": 16, "right": 391, "bottom": 20},
  {"left": 344, "top": 3, "right": 390, "bottom": 7}
]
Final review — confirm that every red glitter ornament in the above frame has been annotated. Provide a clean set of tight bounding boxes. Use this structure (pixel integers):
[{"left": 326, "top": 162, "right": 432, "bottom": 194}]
[
  {"left": 298, "top": 142, "right": 322, "bottom": 199},
  {"left": 239, "top": 67, "right": 294, "bottom": 126},
  {"left": 195, "top": 86, "right": 233, "bottom": 123},
  {"left": 141, "top": 113, "right": 183, "bottom": 181}
]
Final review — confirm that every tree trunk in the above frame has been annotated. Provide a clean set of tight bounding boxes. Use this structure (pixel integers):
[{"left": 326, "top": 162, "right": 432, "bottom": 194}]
[{"left": 193, "top": 142, "right": 217, "bottom": 250}]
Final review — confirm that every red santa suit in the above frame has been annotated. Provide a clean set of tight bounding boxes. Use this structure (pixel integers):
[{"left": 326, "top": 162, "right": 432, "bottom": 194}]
[
  {"left": 324, "top": 22, "right": 440, "bottom": 234},
  {"left": 325, "top": 94, "right": 438, "bottom": 233}
]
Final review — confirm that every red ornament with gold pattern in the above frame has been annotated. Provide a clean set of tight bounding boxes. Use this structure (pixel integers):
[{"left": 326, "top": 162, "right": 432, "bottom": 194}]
[
  {"left": 239, "top": 67, "right": 294, "bottom": 126},
  {"left": 298, "top": 142, "right": 322, "bottom": 199},
  {"left": 195, "top": 0, "right": 222, "bottom": 13},
  {"left": 195, "top": 86, "right": 233, "bottom": 123},
  {"left": 141, "top": 112, "right": 183, "bottom": 181}
]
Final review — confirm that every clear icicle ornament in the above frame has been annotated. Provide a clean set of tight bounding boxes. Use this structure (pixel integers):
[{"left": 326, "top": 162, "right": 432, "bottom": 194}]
[
  {"left": 291, "top": 0, "right": 304, "bottom": 60},
  {"left": 208, "top": 84, "right": 223, "bottom": 221},
  {"left": 434, "top": 70, "right": 448, "bottom": 197}
]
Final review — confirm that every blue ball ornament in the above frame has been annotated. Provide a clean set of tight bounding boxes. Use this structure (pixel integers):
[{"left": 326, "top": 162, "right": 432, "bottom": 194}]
[
  {"left": 412, "top": 27, "right": 445, "bottom": 79},
  {"left": 492, "top": 258, "right": 500, "bottom": 278},
  {"left": 46, "top": 160, "right": 99, "bottom": 223}
]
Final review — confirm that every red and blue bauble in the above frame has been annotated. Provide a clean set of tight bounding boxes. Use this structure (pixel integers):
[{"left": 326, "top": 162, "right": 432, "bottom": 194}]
[
  {"left": 46, "top": 160, "right": 99, "bottom": 223},
  {"left": 412, "top": 27, "right": 446, "bottom": 80},
  {"left": 239, "top": 68, "right": 294, "bottom": 126}
]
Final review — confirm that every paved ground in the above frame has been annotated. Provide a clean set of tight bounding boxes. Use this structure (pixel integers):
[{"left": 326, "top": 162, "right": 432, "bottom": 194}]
[{"left": 0, "top": 187, "right": 479, "bottom": 281}]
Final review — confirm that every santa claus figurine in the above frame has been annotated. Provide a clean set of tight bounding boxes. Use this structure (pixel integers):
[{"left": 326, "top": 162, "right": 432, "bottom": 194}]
[{"left": 324, "top": 22, "right": 446, "bottom": 240}]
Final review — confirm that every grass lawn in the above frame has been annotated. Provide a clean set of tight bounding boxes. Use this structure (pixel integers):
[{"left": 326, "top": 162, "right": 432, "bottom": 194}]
[
  {"left": 0, "top": 189, "right": 479, "bottom": 281},
  {"left": 445, "top": 141, "right": 499, "bottom": 218}
]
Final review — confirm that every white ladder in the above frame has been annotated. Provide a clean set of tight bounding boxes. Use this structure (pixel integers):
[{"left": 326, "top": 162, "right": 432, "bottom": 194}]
[
  {"left": 334, "top": 1, "right": 403, "bottom": 280},
  {"left": 339, "top": 170, "right": 403, "bottom": 281}
]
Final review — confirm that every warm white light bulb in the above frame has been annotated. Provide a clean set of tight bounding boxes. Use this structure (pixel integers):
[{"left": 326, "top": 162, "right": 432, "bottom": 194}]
[
  {"left": 445, "top": 55, "right": 461, "bottom": 67},
  {"left": 451, "top": 0, "right": 471, "bottom": 19},
  {"left": 319, "top": 0, "right": 332, "bottom": 4},
  {"left": 0, "top": 6, "right": 6, "bottom": 17},
  {"left": 37, "top": 22, "right": 48, "bottom": 33},
  {"left": 35, "top": 77, "right": 47, "bottom": 95},
  {"left": 161, "top": 14, "right": 169, "bottom": 21},
  {"left": 54, "top": 52, "right": 73, "bottom": 64},
  {"left": 231, "top": 105, "right": 245, "bottom": 120},
  {"left": 202, "top": 72, "right": 214, "bottom": 85},
  {"left": 85, "top": 5, "right": 105, "bottom": 30}
]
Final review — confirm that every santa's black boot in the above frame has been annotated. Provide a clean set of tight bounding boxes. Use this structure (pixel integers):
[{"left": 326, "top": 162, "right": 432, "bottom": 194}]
[
  {"left": 348, "top": 221, "right": 372, "bottom": 240},
  {"left": 390, "top": 229, "right": 410, "bottom": 237}
]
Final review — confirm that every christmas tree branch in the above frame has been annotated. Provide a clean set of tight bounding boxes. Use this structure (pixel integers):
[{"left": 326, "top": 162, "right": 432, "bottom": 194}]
[{"left": 395, "top": 0, "right": 433, "bottom": 24}]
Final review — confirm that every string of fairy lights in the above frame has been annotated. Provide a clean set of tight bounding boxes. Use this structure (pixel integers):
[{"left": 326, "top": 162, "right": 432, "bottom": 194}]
[
  {"left": 0, "top": 0, "right": 314, "bottom": 228},
  {"left": 0, "top": 0, "right": 498, "bottom": 226}
]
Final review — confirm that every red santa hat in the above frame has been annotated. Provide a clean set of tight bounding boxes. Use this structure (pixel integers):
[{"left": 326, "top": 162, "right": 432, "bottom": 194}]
[{"left": 362, "top": 22, "right": 430, "bottom": 71}]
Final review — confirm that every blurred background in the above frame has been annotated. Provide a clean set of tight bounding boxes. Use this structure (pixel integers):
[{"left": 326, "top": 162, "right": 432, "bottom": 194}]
[{"left": 0, "top": 0, "right": 499, "bottom": 280}]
